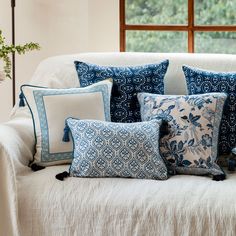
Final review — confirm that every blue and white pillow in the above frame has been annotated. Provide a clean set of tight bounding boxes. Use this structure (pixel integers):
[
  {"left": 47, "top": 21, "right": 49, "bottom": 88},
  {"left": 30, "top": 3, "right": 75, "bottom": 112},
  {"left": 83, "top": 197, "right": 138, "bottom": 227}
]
[
  {"left": 66, "top": 118, "right": 168, "bottom": 180},
  {"left": 74, "top": 60, "right": 169, "bottom": 123},
  {"left": 21, "top": 80, "right": 112, "bottom": 166},
  {"left": 183, "top": 65, "right": 236, "bottom": 155},
  {"left": 138, "top": 92, "right": 227, "bottom": 177}
]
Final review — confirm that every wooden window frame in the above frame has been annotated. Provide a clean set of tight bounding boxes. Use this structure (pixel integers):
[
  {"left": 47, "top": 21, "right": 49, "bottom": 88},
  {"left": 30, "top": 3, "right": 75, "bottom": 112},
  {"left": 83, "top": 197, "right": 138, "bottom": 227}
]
[{"left": 120, "top": 0, "right": 236, "bottom": 53}]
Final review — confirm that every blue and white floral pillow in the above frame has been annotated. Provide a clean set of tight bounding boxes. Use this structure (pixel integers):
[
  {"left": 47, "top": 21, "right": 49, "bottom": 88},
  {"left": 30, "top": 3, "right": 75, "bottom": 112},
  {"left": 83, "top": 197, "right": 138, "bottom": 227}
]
[
  {"left": 138, "top": 92, "right": 227, "bottom": 177},
  {"left": 66, "top": 118, "right": 168, "bottom": 180},
  {"left": 74, "top": 60, "right": 169, "bottom": 123},
  {"left": 183, "top": 65, "right": 236, "bottom": 155}
]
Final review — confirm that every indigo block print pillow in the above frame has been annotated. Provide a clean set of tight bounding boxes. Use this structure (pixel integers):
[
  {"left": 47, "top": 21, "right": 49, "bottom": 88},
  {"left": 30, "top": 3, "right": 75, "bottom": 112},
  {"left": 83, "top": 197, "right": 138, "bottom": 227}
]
[
  {"left": 183, "top": 65, "right": 236, "bottom": 155},
  {"left": 138, "top": 92, "right": 227, "bottom": 177},
  {"left": 66, "top": 118, "right": 168, "bottom": 180},
  {"left": 74, "top": 60, "right": 169, "bottom": 123}
]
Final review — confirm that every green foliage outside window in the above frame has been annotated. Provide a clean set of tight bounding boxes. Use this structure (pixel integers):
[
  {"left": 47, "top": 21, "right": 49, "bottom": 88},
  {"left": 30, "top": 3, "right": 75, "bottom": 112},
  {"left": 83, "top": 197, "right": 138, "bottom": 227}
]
[{"left": 125, "top": 0, "right": 236, "bottom": 53}]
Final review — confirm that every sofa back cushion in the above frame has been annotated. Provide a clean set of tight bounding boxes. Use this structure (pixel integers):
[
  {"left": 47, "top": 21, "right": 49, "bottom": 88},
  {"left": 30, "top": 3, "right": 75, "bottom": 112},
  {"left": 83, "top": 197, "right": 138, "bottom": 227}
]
[{"left": 13, "top": 53, "right": 236, "bottom": 120}]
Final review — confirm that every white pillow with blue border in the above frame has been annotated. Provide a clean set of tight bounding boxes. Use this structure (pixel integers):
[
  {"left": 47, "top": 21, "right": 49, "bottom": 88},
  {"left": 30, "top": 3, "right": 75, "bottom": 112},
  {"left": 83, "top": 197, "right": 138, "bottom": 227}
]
[{"left": 21, "top": 79, "right": 112, "bottom": 166}]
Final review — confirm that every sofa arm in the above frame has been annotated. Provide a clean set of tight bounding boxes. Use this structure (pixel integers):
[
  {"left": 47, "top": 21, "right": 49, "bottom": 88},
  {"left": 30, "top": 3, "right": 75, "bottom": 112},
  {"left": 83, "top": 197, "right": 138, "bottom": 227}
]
[
  {"left": 0, "top": 117, "right": 35, "bottom": 166},
  {"left": 0, "top": 117, "right": 34, "bottom": 236}
]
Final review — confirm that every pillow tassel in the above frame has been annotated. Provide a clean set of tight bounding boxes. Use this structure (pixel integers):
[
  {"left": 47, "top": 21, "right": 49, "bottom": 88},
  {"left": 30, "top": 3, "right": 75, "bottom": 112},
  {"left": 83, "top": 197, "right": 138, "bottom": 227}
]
[
  {"left": 19, "top": 92, "right": 25, "bottom": 107},
  {"left": 212, "top": 174, "right": 226, "bottom": 181},
  {"left": 62, "top": 123, "right": 70, "bottom": 142},
  {"left": 55, "top": 171, "right": 69, "bottom": 181},
  {"left": 30, "top": 163, "right": 45, "bottom": 172}
]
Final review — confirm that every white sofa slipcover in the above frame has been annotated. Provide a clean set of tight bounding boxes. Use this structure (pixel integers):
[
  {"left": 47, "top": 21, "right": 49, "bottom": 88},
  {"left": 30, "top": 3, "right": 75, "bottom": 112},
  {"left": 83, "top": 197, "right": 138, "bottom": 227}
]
[{"left": 1, "top": 52, "right": 236, "bottom": 236}]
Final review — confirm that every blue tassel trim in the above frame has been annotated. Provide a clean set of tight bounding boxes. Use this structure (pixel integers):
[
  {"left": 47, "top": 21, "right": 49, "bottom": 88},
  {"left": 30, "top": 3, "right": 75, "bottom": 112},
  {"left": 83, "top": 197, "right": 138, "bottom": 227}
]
[
  {"left": 212, "top": 174, "right": 226, "bottom": 181},
  {"left": 19, "top": 92, "right": 25, "bottom": 107},
  {"left": 31, "top": 163, "right": 45, "bottom": 172},
  {"left": 55, "top": 171, "right": 69, "bottom": 181},
  {"left": 62, "top": 123, "right": 70, "bottom": 142}
]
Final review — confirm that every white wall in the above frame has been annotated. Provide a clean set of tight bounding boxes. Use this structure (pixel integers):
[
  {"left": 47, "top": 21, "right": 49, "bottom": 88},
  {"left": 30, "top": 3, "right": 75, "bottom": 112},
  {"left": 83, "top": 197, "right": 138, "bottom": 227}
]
[
  {"left": 88, "top": 0, "right": 119, "bottom": 52},
  {"left": 0, "top": 0, "right": 119, "bottom": 123}
]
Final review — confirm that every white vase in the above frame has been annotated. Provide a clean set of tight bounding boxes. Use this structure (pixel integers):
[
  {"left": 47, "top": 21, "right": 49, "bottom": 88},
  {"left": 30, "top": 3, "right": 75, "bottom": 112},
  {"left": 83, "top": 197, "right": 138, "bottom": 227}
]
[{"left": 0, "top": 71, "right": 5, "bottom": 82}]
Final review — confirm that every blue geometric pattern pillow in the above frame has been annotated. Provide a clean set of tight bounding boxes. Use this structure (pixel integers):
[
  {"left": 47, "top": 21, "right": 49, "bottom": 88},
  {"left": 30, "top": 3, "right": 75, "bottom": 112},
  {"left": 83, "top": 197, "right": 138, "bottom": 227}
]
[
  {"left": 66, "top": 118, "right": 168, "bottom": 180},
  {"left": 138, "top": 92, "right": 227, "bottom": 177},
  {"left": 183, "top": 65, "right": 236, "bottom": 155},
  {"left": 74, "top": 60, "right": 169, "bottom": 123}
]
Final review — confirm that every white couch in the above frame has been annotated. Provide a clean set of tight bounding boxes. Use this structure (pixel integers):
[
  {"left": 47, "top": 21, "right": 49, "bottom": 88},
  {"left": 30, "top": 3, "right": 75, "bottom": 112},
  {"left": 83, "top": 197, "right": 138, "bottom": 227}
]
[{"left": 1, "top": 52, "right": 236, "bottom": 236}]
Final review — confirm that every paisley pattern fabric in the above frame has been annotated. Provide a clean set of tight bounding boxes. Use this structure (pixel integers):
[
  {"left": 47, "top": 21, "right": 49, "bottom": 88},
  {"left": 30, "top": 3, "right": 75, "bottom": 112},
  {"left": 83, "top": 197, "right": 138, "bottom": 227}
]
[
  {"left": 74, "top": 60, "right": 169, "bottom": 123},
  {"left": 67, "top": 118, "right": 168, "bottom": 180},
  {"left": 183, "top": 65, "right": 236, "bottom": 155},
  {"left": 138, "top": 92, "right": 227, "bottom": 176}
]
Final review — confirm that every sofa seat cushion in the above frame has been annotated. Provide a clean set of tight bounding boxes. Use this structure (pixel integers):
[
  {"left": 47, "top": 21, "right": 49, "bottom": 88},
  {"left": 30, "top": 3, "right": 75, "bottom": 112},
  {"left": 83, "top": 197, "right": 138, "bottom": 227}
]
[{"left": 18, "top": 166, "right": 236, "bottom": 236}]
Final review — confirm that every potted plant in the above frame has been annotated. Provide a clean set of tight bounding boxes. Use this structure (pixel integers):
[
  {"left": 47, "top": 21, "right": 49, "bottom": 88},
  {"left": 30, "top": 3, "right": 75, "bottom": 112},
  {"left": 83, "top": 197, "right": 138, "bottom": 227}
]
[{"left": 0, "top": 30, "right": 40, "bottom": 81}]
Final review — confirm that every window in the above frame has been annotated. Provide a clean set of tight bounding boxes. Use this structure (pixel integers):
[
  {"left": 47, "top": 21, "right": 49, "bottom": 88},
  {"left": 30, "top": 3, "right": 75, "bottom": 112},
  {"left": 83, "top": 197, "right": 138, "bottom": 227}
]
[{"left": 120, "top": 0, "right": 236, "bottom": 53}]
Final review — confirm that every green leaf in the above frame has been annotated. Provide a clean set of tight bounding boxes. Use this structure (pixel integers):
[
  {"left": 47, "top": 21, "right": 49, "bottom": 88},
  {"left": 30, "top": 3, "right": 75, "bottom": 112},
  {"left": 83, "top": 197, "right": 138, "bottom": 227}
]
[{"left": 0, "top": 30, "right": 40, "bottom": 79}]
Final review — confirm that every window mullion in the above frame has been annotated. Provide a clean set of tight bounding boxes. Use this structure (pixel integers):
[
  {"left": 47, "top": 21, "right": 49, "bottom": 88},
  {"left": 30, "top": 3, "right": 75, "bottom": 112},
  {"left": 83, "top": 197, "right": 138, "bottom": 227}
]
[
  {"left": 120, "top": 0, "right": 126, "bottom": 52},
  {"left": 188, "top": 0, "right": 194, "bottom": 53}
]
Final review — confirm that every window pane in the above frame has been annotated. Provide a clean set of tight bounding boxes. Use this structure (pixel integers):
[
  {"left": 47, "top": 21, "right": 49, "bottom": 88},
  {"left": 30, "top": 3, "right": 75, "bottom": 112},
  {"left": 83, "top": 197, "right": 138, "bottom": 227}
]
[
  {"left": 126, "top": 31, "right": 188, "bottom": 52},
  {"left": 195, "top": 0, "right": 236, "bottom": 25},
  {"left": 125, "top": 0, "right": 187, "bottom": 25},
  {"left": 195, "top": 32, "right": 236, "bottom": 54}
]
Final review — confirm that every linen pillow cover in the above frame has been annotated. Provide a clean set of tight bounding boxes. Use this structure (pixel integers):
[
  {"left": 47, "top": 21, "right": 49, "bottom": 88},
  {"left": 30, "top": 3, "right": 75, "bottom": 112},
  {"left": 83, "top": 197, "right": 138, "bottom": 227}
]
[
  {"left": 65, "top": 118, "right": 168, "bottom": 180},
  {"left": 21, "top": 80, "right": 112, "bottom": 166},
  {"left": 138, "top": 92, "right": 227, "bottom": 178},
  {"left": 74, "top": 60, "right": 169, "bottom": 123},
  {"left": 183, "top": 65, "right": 236, "bottom": 155}
]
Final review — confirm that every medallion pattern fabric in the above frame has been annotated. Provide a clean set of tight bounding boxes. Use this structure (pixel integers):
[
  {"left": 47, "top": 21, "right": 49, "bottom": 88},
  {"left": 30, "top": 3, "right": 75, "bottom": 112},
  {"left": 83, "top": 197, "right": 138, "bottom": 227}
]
[
  {"left": 138, "top": 92, "right": 227, "bottom": 176},
  {"left": 183, "top": 65, "right": 236, "bottom": 155},
  {"left": 21, "top": 80, "right": 112, "bottom": 166},
  {"left": 74, "top": 60, "right": 169, "bottom": 123},
  {"left": 67, "top": 118, "right": 168, "bottom": 180}
]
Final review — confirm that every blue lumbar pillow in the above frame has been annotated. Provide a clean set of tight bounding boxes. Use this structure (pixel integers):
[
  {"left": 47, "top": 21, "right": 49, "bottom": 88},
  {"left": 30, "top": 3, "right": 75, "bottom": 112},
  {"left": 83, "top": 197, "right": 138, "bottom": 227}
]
[
  {"left": 138, "top": 92, "right": 227, "bottom": 179},
  {"left": 63, "top": 118, "right": 168, "bottom": 180},
  {"left": 183, "top": 65, "right": 236, "bottom": 155},
  {"left": 74, "top": 60, "right": 169, "bottom": 123}
]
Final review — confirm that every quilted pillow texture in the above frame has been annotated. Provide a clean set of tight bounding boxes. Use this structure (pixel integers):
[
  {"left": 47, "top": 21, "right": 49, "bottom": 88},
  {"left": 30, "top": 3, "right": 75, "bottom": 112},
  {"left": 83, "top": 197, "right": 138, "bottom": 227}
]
[
  {"left": 183, "top": 65, "right": 236, "bottom": 155},
  {"left": 21, "top": 80, "right": 112, "bottom": 166},
  {"left": 138, "top": 92, "right": 227, "bottom": 176},
  {"left": 66, "top": 118, "right": 168, "bottom": 180},
  {"left": 74, "top": 60, "right": 169, "bottom": 123}
]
